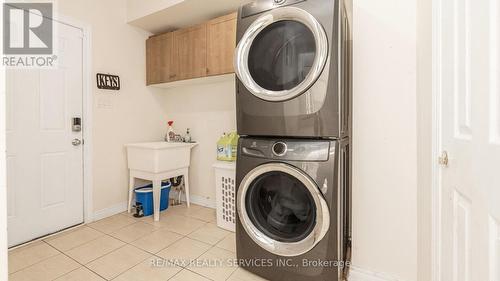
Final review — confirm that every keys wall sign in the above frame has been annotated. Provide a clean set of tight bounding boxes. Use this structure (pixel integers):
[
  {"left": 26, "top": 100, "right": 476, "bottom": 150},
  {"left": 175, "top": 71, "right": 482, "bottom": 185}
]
[{"left": 96, "top": 73, "right": 120, "bottom": 90}]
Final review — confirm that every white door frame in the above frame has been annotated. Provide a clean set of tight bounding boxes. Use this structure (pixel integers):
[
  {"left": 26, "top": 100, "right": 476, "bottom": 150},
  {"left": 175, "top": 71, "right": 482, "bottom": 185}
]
[
  {"left": 430, "top": 0, "right": 443, "bottom": 279},
  {"left": 55, "top": 14, "right": 94, "bottom": 224},
  {"left": 0, "top": 32, "right": 8, "bottom": 281}
]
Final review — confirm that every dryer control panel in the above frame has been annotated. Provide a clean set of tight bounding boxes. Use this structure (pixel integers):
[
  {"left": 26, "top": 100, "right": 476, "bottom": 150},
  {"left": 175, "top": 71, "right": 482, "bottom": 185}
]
[
  {"left": 240, "top": 138, "right": 332, "bottom": 161},
  {"left": 241, "top": 0, "right": 306, "bottom": 18}
]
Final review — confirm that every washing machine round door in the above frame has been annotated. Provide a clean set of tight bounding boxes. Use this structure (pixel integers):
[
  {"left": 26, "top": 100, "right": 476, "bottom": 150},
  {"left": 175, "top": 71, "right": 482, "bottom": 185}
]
[
  {"left": 237, "top": 163, "right": 330, "bottom": 256},
  {"left": 234, "top": 7, "right": 328, "bottom": 102}
]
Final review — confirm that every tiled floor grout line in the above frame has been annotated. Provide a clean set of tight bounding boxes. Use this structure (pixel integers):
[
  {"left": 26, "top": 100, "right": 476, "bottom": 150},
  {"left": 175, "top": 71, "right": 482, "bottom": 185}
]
[
  {"left": 7, "top": 240, "right": 63, "bottom": 275},
  {"left": 44, "top": 228, "right": 107, "bottom": 252},
  {"left": 43, "top": 240, "right": 111, "bottom": 281},
  {"left": 187, "top": 230, "right": 231, "bottom": 247},
  {"left": 86, "top": 220, "right": 138, "bottom": 236},
  {"left": 81, "top": 239, "right": 130, "bottom": 265},
  {"left": 48, "top": 231, "right": 141, "bottom": 277},
  {"left": 105, "top": 212, "right": 208, "bottom": 280},
  {"left": 79, "top": 242, "right": 136, "bottom": 281},
  {"left": 8, "top": 223, "right": 92, "bottom": 264},
  {"left": 226, "top": 269, "right": 239, "bottom": 281},
  {"left": 9, "top": 204, "right": 233, "bottom": 281},
  {"left": 101, "top": 208, "right": 217, "bottom": 279},
  {"left": 184, "top": 267, "right": 218, "bottom": 281},
  {"left": 103, "top": 250, "right": 154, "bottom": 281},
  {"left": 79, "top": 232, "right": 187, "bottom": 280},
  {"left": 50, "top": 266, "right": 84, "bottom": 281},
  {"left": 181, "top": 241, "right": 238, "bottom": 281}
]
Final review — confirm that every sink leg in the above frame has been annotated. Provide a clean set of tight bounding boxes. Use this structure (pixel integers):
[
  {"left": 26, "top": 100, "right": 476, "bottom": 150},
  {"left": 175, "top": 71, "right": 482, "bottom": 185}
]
[
  {"left": 128, "top": 176, "right": 135, "bottom": 213},
  {"left": 184, "top": 169, "right": 190, "bottom": 208},
  {"left": 153, "top": 180, "right": 161, "bottom": 222}
]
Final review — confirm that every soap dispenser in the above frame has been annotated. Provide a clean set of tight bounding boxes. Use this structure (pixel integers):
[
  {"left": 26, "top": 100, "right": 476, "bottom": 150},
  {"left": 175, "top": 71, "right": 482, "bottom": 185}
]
[{"left": 185, "top": 128, "right": 192, "bottom": 143}]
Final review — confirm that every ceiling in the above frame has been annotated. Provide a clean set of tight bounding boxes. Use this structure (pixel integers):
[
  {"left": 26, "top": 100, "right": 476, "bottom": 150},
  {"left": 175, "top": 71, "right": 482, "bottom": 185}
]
[{"left": 127, "top": 0, "right": 250, "bottom": 34}]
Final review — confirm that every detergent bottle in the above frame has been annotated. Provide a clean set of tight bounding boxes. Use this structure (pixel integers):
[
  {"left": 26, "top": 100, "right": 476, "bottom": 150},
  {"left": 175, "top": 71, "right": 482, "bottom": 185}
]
[
  {"left": 217, "top": 133, "right": 228, "bottom": 160},
  {"left": 226, "top": 132, "right": 239, "bottom": 161}
]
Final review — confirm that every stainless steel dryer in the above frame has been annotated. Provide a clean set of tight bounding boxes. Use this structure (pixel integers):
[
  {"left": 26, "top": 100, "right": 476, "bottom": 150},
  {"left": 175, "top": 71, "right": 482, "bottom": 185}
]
[
  {"left": 235, "top": 137, "right": 352, "bottom": 281},
  {"left": 234, "top": 0, "right": 352, "bottom": 138}
]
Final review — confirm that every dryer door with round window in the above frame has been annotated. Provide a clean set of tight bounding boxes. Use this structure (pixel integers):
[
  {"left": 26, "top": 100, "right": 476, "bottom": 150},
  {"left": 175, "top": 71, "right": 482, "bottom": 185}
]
[
  {"left": 237, "top": 163, "right": 330, "bottom": 256},
  {"left": 234, "top": 7, "right": 328, "bottom": 102}
]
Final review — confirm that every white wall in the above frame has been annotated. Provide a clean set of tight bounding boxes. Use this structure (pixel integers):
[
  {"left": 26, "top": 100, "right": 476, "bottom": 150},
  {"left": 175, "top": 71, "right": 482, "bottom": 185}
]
[
  {"left": 416, "top": 0, "right": 432, "bottom": 280},
  {"left": 0, "top": 34, "right": 8, "bottom": 280},
  {"left": 352, "top": 1, "right": 418, "bottom": 281},
  {"left": 58, "top": 0, "right": 169, "bottom": 215},
  {"left": 159, "top": 77, "right": 237, "bottom": 204}
]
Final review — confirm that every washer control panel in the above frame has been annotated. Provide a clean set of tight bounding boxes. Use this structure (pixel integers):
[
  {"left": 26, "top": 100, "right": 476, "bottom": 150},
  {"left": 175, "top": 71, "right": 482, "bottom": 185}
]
[
  {"left": 241, "top": 138, "right": 332, "bottom": 161},
  {"left": 272, "top": 141, "right": 288, "bottom": 156}
]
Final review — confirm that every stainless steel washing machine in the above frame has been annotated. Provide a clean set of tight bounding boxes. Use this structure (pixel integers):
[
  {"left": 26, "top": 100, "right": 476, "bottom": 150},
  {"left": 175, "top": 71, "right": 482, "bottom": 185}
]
[
  {"left": 234, "top": 0, "right": 352, "bottom": 138},
  {"left": 235, "top": 137, "right": 352, "bottom": 281}
]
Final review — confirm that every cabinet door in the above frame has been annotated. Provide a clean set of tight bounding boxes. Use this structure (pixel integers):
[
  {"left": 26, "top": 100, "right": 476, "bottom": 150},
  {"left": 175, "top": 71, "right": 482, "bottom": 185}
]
[
  {"left": 207, "top": 12, "right": 237, "bottom": 76},
  {"left": 146, "top": 32, "right": 176, "bottom": 85},
  {"left": 173, "top": 24, "right": 207, "bottom": 80}
]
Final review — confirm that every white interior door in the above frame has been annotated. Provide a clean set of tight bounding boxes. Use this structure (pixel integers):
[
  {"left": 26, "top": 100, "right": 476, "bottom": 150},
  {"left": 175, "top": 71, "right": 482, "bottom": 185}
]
[
  {"left": 6, "top": 21, "right": 84, "bottom": 247},
  {"left": 436, "top": 0, "right": 500, "bottom": 280}
]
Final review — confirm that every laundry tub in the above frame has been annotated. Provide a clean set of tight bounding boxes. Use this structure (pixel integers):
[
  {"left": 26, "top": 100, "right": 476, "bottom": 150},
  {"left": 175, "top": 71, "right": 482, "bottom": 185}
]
[{"left": 134, "top": 182, "right": 171, "bottom": 216}]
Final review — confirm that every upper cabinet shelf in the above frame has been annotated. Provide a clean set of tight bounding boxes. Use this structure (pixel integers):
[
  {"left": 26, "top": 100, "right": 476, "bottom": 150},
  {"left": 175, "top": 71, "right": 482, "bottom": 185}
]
[{"left": 146, "top": 12, "right": 237, "bottom": 86}]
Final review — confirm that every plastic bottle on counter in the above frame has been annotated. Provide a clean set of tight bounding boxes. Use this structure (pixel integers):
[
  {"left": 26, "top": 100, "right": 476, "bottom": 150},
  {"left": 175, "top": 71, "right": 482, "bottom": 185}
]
[
  {"left": 185, "top": 128, "right": 192, "bottom": 143},
  {"left": 165, "top": 121, "right": 175, "bottom": 142}
]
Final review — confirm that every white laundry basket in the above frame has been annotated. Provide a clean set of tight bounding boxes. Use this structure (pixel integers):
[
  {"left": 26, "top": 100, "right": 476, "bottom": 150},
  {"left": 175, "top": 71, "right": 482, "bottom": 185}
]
[{"left": 213, "top": 161, "right": 236, "bottom": 232}]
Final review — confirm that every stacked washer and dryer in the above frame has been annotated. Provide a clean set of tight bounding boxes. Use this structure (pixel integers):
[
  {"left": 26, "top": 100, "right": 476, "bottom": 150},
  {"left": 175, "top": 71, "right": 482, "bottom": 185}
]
[{"left": 233, "top": 0, "right": 352, "bottom": 280}]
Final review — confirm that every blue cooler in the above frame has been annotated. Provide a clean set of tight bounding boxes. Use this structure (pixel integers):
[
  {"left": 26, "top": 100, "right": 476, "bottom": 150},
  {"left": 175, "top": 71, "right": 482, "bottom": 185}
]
[{"left": 134, "top": 181, "right": 171, "bottom": 216}]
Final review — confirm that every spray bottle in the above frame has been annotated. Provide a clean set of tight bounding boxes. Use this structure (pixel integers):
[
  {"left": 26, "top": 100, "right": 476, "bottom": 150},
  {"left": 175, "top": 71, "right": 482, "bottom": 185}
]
[{"left": 165, "top": 121, "right": 175, "bottom": 142}]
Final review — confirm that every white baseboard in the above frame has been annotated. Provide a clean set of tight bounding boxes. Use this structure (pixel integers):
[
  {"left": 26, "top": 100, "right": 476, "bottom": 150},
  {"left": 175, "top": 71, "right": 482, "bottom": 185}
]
[
  {"left": 170, "top": 191, "right": 216, "bottom": 209},
  {"left": 349, "top": 266, "right": 406, "bottom": 281},
  {"left": 93, "top": 201, "right": 128, "bottom": 221},
  {"left": 92, "top": 193, "right": 216, "bottom": 222}
]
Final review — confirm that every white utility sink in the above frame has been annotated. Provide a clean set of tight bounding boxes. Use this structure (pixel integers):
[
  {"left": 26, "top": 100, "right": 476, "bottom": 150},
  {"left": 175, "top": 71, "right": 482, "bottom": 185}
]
[
  {"left": 126, "top": 142, "right": 197, "bottom": 173},
  {"left": 125, "top": 141, "right": 197, "bottom": 221}
]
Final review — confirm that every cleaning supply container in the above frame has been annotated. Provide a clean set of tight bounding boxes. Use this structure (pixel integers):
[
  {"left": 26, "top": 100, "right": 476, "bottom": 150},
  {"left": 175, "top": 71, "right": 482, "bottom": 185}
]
[
  {"left": 134, "top": 181, "right": 171, "bottom": 216},
  {"left": 226, "top": 132, "right": 239, "bottom": 161},
  {"left": 217, "top": 132, "right": 239, "bottom": 161},
  {"left": 217, "top": 133, "right": 228, "bottom": 161}
]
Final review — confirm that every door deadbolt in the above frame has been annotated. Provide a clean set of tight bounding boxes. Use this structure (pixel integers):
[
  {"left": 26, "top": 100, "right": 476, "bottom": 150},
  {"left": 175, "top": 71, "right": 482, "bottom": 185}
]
[
  {"left": 72, "top": 139, "right": 82, "bottom": 146},
  {"left": 72, "top": 117, "right": 82, "bottom": 132},
  {"left": 438, "top": 151, "right": 449, "bottom": 167}
]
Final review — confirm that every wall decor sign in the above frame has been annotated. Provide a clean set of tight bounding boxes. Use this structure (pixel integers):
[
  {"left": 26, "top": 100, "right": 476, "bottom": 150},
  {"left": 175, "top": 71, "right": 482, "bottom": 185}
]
[{"left": 96, "top": 73, "right": 120, "bottom": 90}]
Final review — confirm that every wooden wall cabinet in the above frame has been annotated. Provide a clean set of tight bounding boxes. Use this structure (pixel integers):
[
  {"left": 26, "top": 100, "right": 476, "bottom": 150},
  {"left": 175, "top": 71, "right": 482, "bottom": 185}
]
[
  {"left": 207, "top": 12, "right": 237, "bottom": 76},
  {"left": 146, "top": 32, "right": 176, "bottom": 85},
  {"left": 146, "top": 12, "right": 237, "bottom": 85},
  {"left": 174, "top": 24, "right": 208, "bottom": 80}
]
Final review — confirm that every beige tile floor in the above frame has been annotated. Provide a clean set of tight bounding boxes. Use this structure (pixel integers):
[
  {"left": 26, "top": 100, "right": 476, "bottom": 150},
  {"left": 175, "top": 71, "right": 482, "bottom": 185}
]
[{"left": 8, "top": 204, "right": 268, "bottom": 281}]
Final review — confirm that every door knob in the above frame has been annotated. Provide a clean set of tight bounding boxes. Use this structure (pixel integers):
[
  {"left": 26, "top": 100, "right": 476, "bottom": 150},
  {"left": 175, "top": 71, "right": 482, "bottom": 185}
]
[{"left": 72, "top": 139, "right": 82, "bottom": 146}]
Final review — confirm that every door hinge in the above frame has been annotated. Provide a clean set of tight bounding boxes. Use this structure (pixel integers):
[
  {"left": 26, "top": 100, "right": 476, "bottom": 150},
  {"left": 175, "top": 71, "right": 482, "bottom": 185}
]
[{"left": 438, "top": 150, "right": 448, "bottom": 167}]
